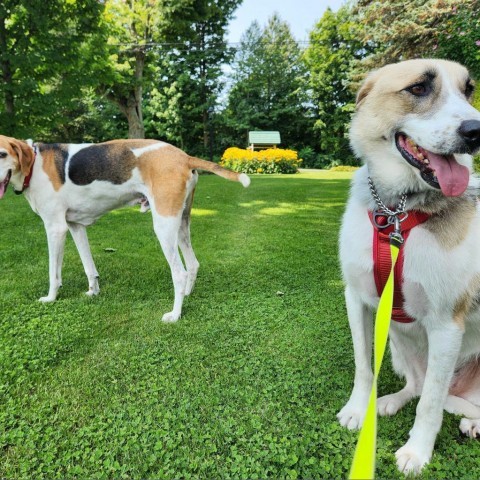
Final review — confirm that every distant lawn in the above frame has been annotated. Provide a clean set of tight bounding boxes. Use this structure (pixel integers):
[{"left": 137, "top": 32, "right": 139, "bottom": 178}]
[{"left": 1, "top": 171, "right": 479, "bottom": 479}]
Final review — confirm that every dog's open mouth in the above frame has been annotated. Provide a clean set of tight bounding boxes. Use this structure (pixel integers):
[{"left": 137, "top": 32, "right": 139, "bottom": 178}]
[
  {"left": 395, "top": 133, "right": 470, "bottom": 197},
  {"left": 0, "top": 169, "right": 11, "bottom": 199}
]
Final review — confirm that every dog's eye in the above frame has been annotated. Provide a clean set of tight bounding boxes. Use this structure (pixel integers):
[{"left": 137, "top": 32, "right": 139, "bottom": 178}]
[
  {"left": 0, "top": 151, "right": 7, "bottom": 159},
  {"left": 405, "top": 82, "right": 431, "bottom": 97}
]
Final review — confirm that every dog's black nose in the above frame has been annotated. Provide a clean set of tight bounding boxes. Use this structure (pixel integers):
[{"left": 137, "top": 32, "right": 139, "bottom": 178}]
[{"left": 459, "top": 120, "right": 480, "bottom": 152}]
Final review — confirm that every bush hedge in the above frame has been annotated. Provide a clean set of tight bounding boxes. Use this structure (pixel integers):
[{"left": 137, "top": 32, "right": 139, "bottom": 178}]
[{"left": 220, "top": 147, "right": 302, "bottom": 174}]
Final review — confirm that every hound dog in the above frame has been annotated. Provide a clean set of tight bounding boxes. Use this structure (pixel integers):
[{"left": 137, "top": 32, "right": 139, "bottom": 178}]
[
  {"left": 337, "top": 59, "right": 480, "bottom": 474},
  {"left": 0, "top": 138, "right": 250, "bottom": 322}
]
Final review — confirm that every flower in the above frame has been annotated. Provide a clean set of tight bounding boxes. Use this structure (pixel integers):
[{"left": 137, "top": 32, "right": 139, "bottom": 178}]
[{"left": 220, "top": 147, "right": 300, "bottom": 174}]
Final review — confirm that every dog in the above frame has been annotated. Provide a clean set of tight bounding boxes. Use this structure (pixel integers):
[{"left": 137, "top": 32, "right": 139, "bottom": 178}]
[
  {"left": 337, "top": 58, "right": 480, "bottom": 475},
  {"left": 0, "top": 138, "right": 250, "bottom": 322}
]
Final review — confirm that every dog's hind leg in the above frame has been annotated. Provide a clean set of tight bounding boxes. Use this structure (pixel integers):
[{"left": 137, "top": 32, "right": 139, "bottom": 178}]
[
  {"left": 178, "top": 187, "right": 199, "bottom": 296},
  {"left": 337, "top": 286, "right": 374, "bottom": 430},
  {"left": 40, "top": 219, "right": 68, "bottom": 302},
  {"left": 151, "top": 211, "right": 187, "bottom": 323},
  {"left": 395, "top": 324, "right": 464, "bottom": 475},
  {"left": 68, "top": 222, "right": 100, "bottom": 297}
]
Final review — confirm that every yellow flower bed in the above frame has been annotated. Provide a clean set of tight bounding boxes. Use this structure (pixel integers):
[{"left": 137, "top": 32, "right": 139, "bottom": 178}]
[{"left": 220, "top": 147, "right": 301, "bottom": 174}]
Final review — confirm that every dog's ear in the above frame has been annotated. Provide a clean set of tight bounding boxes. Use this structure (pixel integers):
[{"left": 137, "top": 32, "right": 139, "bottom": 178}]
[
  {"left": 9, "top": 138, "right": 34, "bottom": 176},
  {"left": 355, "top": 71, "right": 380, "bottom": 107}
]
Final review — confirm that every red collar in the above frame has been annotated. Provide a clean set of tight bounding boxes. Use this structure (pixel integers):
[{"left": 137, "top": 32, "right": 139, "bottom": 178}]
[
  {"left": 368, "top": 210, "right": 430, "bottom": 323},
  {"left": 15, "top": 144, "right": 36, "bottom": 195}
]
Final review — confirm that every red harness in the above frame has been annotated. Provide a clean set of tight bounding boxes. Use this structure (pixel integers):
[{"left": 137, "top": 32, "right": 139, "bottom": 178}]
[{"left": 368, "top": 210, "right": 430, "bottom": 323}]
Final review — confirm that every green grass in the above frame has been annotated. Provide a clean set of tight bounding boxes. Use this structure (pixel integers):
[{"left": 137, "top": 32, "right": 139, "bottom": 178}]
[{"left": 1, "top": 171, "right": 480, "bottom": 479}]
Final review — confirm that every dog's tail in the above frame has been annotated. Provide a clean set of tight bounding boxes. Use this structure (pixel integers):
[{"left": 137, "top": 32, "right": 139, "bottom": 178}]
[{"left": 187, "top": 156, "right": 250, "bottom": 188}]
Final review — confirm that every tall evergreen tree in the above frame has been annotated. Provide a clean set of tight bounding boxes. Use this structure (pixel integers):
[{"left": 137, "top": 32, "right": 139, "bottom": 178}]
[
  {"left": 224, "top": 14, "right": 310, "bottom": 150},
  {"left": 144, "top": 0, "right": 240, "bottom": 154}
]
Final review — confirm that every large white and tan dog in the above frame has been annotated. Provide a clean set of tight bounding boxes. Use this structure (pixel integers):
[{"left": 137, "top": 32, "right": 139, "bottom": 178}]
[
  {"left": 0, "top": 138, "right": 250, "bottom": 321},
  {"left": 338, "top": 59, "right": 480, "bottom": 475}
]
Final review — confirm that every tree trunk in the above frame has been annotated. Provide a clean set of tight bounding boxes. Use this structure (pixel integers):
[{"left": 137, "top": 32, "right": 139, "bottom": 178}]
[
  {"left": 110, "top": 48, "right": 146, "bottom": 139},
  {"left": 131, "top": 48, "right": 145, "bottom": 139},
  {"left": 125, "top": 104, "right": 145, "bottom": 139}
]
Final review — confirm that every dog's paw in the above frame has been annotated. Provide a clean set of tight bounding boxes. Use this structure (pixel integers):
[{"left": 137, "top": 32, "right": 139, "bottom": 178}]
[
  {"left": 39, "top": 295, "right": 56, "bottom": 303},
  {"left": 460, "top": 418, "right": 480, "bottom": 438},
  {"left": 396, "top": 444, "right": 429, "bottom": 476},
  {"left": 337, "top": 403, "right": 365, "bottom": 430},
  {"left": 85, "top": 288, "right": 100, "bottom": 297},
  {"left": 378, "top": 393, "right": 406, "bottom": 417},
  {"left": 162, "top": 311, "right": 180, "bottom": 323}
]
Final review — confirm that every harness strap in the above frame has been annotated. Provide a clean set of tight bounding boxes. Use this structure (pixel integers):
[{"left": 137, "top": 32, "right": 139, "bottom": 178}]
[{"left": 368, "top": 210, "right": 430, "bottom": 323}]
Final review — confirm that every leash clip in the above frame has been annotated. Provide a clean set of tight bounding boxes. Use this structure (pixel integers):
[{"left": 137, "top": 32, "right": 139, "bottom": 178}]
[
  {"left": 371, "top": 210, "right": 407, "bottom": 247},
  {"left": 371, "top": 210, "right": 408, "bottom": 229},
  {"left": 389, "top": 215, "right": 405, "bottom": 247}
]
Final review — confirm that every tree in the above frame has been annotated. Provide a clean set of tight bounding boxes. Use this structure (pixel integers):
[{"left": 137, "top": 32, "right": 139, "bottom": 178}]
[
  {"left": 434, "top": 1, "right": 480, "bottom": 79},
  {"left": 0, "top": 0, "right": 104, "bottom": 138},
  {"left": 100, "top": 0, "right": 185, "bottom": 138},
  {"left": 303, "top": 6, "right": 367, "bottom": 162},
  {"left": 224, "top": 14, "right": 310, "bottom": 150},
  {"left": 353, "top": 0, "right": 478, "bottom": 72},
  {"left": 144, "top": 0, "right": 241, "bottom": 155}
]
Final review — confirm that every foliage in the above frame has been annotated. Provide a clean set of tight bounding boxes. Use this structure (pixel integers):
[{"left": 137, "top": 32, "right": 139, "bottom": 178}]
[
  {"left": 0, "top": 0, "right": 105, "bottom": 138},
  {"left": 297, "top": 147, "right": 318, "bottom": 169},
  {"left": 100, "top": 0, "right": 191, "bottom": 138},
  {"left": 352, "top": 0, "right": 479, "bottom": 75},
  {"left": 2, "top": 1, "right": 480, "bottom": 165},
  {"left": 144, "top": 0, "right": 240, "bottom": 154},
  {"left": 434, "top": 1, "right": 480, "bottom": 79},
  {"left": 329, "top": 165, "right": 359, "bottom": 172},
  {"left": 44, "top": 90, "right": 128, "bottom": 143},
  {"left": 303, "top": 6, "right": 367, "bottom": 162},
  {"left": 220, "top": 147, "right": 301, "bottom": 173}
]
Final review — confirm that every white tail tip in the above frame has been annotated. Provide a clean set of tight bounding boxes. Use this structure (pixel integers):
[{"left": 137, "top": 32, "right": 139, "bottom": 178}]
[{"left": 239, "top": 173, "right": 250, "bottom": 188}]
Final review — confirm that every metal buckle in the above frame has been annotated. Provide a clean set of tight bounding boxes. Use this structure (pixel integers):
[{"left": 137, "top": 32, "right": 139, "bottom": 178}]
[{"left": 372, "top": 209, "right": 409, "bottom": 230}]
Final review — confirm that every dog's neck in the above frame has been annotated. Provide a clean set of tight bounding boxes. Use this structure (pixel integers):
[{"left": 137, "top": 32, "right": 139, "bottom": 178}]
[{"left": 355, "top": 165, "right": 477, "bottom": 214}]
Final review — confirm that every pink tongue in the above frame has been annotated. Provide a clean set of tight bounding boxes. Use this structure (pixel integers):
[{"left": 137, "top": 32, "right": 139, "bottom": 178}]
[
  {"left": 426, "top": 152, "right": 470, "bottom": 197},
  {"left": 0, "top": 180, "right": 6, "bottom": 199}
]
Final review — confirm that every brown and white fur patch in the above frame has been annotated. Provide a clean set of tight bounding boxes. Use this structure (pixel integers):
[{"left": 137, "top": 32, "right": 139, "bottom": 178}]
[
  {"left": 337, "top": 59, "right": 480, "bottom": 475},
  {"left": 0, "top": 137, "right": 250, "bottom": 322}
]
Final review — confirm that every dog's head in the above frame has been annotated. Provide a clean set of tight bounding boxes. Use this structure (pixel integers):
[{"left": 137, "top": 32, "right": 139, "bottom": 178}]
[
  {"left": 0, "top": 135, "right": 35, "bottom": 198},
  {"left": 350, "top": 59, "right": 480, "bottom": 197}
]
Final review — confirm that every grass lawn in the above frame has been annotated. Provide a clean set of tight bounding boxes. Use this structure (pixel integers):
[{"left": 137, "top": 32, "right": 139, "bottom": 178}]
[{"left": 1, "top": 170, "right": 479, "bottom": 479}]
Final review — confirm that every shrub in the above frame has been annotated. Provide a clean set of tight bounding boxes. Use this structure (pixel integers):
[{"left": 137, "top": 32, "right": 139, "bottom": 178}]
[
  {"left": 220, "top": 147, "right": 302, "bottom": 174},
  {"left": 297, "top": 147, "right": 317, "bottom": 168},
  {"left": 329, "top": 165, "right": 359, "bottom": 172}
]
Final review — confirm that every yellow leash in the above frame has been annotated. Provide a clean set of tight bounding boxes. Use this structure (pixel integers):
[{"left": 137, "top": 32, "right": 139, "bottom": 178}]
[{"left": 349, "top": 241, "right": 400, "bottom": 479}]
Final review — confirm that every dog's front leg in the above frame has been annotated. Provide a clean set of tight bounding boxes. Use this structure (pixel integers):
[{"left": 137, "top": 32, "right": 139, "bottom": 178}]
[
  {"left": 337, "top": 285, "right": 374, "bottom": 430},
  {"left": 68, "top": 222, "right": 100, "bottom": 297},
  {"left": 40, "top": 221, "right": 68, "bottom": 302},
  {"left": 396, "top": 323, "right": 464, "bottom": 475}
]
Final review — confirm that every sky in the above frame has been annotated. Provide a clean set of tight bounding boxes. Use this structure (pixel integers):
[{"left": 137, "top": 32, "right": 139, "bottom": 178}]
[{"left": 227, "top": 0, "right": 346, "bottom": 44}]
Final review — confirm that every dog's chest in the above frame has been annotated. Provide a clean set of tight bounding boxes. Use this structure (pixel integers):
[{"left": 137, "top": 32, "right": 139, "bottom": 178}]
[{"left": 342, "top": 198, "right": 480, "bottom": 323}]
